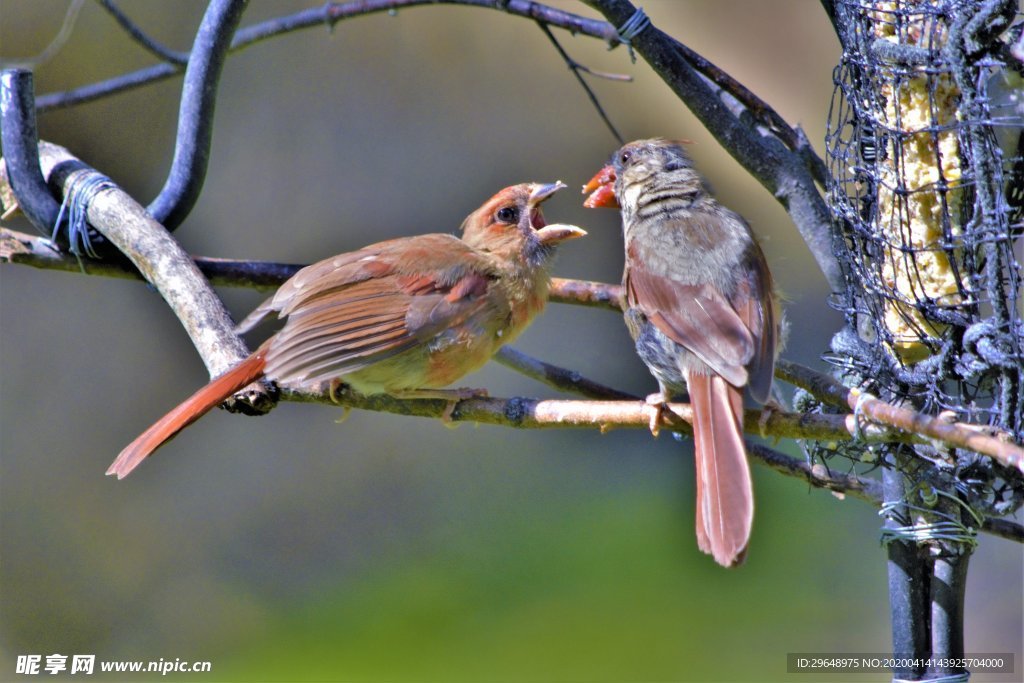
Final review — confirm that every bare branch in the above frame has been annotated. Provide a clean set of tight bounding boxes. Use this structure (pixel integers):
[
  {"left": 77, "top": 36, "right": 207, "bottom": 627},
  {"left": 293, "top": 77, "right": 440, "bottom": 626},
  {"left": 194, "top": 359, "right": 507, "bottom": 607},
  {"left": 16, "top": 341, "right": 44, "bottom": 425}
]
[
  {"left": 0, "top": 226, "right": 619, "bottom": 305},
  {"left": 778, "top": 360, "right": 1024, "bottom": 473},
  {"left": 495, "top": 347, "right": 638, "bottom": 400},
  {"left": 96, "top": 0, "right": 190, "bottom": 65},
  {"left": 548, "top": 277, "right": 623, "bottom": 310},
  {"left": 4, "top": 216, "right": 1020, "bottom": 468},
  {"left": 286, "top": 385, "right": 911, "bottom": 444},
  {"left": 12, "top": 141, "right": 272, "bottom": 417},
  {"left": 37, "top": 0, "right": 622, "bottom": 111},
  {"left": 282, "top": 386, "right": 1021, "bottom": 542},
  {"left": 536, "top": 20, "right": 625, "bottom": 145}
]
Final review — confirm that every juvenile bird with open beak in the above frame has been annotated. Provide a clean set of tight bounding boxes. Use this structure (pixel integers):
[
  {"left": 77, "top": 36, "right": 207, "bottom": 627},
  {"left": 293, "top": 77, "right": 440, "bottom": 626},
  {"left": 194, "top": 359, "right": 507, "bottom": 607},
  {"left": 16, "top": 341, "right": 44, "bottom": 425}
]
[
  {"left": 109, "top": 182, "right": 585, "bottom": 479},
  {"left": 584, "top": 139, "right": 779, "bottom": 567}
]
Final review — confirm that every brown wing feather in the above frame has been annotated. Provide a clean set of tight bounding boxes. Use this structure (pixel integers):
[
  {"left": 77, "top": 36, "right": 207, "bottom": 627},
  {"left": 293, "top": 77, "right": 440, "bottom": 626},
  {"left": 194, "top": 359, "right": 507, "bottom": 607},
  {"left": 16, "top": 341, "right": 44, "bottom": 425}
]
[
  {"left": 626, "top": 262, "right": 753, "bottom": 387},
  {"left": 260, "top": 236, "right": 498, "bottom": 387},
  {"left": 728, "top": 248, "right": 777, "bottom": 403}
]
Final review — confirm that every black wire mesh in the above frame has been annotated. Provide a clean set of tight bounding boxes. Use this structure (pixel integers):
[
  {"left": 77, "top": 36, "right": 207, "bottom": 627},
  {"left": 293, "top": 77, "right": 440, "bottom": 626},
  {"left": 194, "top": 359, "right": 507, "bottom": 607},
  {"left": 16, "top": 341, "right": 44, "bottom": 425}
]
[{"left": 824, "top": 0, "right": 1024, "bottom": 521}]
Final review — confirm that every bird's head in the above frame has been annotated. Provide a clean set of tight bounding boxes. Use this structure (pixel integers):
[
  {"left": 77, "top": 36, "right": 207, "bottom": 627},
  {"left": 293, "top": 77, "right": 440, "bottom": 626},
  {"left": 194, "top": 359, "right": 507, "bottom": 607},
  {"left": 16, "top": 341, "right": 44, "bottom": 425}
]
[
  {"left": 582, "top": 138, "right": 695, "bottom": 209},
  {"left": 461, "top": 182, "right": 586, "bottom": 265}
]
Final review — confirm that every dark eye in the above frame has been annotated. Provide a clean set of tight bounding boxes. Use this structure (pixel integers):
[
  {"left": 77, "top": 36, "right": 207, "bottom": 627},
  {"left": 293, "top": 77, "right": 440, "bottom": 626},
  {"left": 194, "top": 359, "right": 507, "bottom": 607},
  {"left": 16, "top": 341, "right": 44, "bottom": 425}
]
[
  {"left": 496, "top": 206, "right": 519, "bottom": 223},
  {"left": 620, "top": 150, "right": 632, "bottom": 164}
]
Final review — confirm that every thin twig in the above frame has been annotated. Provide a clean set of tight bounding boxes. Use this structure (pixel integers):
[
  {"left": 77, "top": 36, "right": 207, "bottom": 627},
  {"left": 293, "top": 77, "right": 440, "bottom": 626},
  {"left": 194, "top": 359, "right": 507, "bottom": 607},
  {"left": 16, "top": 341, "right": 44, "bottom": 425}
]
[
  {"left": 36, "top": 0, "right": 622, "bottom": 111},
  {"left": 536, "top": 20, "right": 625, "bottom": 145},
  {"left": 96, "top": 0, "right": 190, "bottom": 64},
  {"left": 495, "top": 346, "right": 638, "bottom": 400},
  {"left": 0, "top": 226, "right": 615, "bottom": 305}
]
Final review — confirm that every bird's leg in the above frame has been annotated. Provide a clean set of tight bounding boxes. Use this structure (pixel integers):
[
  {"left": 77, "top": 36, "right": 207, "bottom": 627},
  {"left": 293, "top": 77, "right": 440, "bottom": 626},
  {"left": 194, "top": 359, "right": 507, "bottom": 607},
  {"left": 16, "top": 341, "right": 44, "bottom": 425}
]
[
  {"left": 392, "top": 388, "right": 489, "bottom": 423},
  {"left": 758, "top": 385, "right": 788, "bottom": 440},
  {"left": 644, "top": 383, "right": 678, "bottom": 437},
  {"left": 327, "top": 380, "right": 353, "bottom": 423}
]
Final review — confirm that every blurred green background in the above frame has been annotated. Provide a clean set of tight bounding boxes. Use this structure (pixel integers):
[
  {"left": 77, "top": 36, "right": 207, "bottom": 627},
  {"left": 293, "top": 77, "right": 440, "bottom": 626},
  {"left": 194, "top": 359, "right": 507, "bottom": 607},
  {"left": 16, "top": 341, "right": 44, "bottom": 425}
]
[{"left": 1, "top": 1, "right": 1020, "bottom": 681}]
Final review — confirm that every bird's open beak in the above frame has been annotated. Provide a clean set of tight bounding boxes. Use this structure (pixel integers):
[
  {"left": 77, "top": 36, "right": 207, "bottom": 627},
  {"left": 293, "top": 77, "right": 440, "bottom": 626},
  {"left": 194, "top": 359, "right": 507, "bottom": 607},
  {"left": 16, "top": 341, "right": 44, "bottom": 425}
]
[
  {"left": 526, "top": 181, "right": 587, "bottom": 244},
  {"left": 529, "top": 181, "right": 567, "bottom": 205},
  {"left": 535, "top": 223, "right": 587, "bottom": 245},
  {"left": 582, "top": 164, "right": 619, "bottom": 209}
]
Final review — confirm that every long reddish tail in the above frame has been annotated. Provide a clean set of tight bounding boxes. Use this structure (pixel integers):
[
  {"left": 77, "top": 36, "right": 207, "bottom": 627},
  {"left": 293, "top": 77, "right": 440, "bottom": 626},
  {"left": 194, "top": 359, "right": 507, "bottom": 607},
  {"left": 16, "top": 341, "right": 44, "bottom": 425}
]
[
  {"left": 687, "top": 371, "right": 753, "bottom": 567},
  {"left": 107, "top": 351, "right": 268, "bottom": 480}
]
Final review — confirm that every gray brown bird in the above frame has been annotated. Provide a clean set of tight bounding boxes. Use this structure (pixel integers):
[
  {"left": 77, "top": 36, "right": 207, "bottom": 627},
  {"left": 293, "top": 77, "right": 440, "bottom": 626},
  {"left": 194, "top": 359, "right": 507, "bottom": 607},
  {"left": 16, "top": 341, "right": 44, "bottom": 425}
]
[
  {"left": 108, "top": 183, "right": 585, "bottom": 479},
  {"left": 584, "top": 139, "right": 779, "bottom": 566}
]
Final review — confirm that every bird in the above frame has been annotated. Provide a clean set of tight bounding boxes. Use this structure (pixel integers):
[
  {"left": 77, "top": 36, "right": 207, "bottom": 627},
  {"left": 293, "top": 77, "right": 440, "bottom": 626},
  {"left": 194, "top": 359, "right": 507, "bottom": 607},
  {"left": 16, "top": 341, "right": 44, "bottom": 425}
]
[
  {"left": 583, "top": 138, "right": 779, "bottom": 566},
  {"left": 108, "top": 182, "right": 585, "bottom": 479}
]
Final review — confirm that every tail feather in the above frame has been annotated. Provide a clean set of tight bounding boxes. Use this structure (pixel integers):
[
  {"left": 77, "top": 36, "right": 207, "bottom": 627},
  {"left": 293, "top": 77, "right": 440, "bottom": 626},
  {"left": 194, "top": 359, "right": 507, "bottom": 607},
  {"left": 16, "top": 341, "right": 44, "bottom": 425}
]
[
  {"left": 107, "top": 352, "right": 268, "bottom": 479},
  {"left": 687, "top": 371, "right": 753, "bottom": 567}
]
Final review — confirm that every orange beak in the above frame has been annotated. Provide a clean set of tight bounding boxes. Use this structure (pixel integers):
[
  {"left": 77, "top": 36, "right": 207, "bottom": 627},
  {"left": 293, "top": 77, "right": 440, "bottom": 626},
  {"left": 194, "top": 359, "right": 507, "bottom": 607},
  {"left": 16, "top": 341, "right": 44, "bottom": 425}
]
[{"left": 582, "top": 164, "right": 619, "bottom": 209}]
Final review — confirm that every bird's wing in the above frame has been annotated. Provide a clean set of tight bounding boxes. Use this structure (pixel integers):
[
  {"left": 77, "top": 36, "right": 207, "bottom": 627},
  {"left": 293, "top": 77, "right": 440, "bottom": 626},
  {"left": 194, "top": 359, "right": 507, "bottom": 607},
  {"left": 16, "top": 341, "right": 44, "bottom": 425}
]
[
  {"left": 625, "top": 244, "right": 754, "bottom": 388},
  {"left": 729, "top": 248, "right": 777, "bottom": 403},
  {"left": 260, "top": 234, "right": 498, "bottom": 386}
]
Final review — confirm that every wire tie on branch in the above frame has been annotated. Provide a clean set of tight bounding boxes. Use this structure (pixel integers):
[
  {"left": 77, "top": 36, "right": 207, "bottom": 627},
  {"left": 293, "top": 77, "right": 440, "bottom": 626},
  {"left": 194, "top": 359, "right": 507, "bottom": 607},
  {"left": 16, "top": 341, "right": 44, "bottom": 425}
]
[
  {"left": 614, "top": 6, "right": 650, "bottom": 63},
  {"left": 879, "top": 488, "right": 982, "bottom": 551},
  {"left": 53, "top": 171, "right": 115, "bottom": 262}
]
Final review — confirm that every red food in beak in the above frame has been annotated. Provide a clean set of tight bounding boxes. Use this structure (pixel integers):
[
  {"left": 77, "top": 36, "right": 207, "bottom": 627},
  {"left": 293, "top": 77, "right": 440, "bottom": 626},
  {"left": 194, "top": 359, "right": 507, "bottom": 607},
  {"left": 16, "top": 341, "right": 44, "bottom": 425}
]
[{"left": 582, "top": 164, "right": 620, "bottom": 209}]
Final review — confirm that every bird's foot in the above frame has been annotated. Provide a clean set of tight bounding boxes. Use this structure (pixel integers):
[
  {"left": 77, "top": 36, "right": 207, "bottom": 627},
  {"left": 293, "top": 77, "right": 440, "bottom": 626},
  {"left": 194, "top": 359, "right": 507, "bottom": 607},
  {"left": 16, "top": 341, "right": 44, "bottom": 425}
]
[
  {"left": 758, "top": 398, "right": 784, "bottom": 441},
  {"left": 328, "top": 379, "right": 349, "bottom": 405},
  {"left": 325, "top": 380, "right": 354, "bottom": 422},
  {"left": 394, "top": 388, "right": 488, "bottom": 425},
  {"left": 644, "top": 392, "right": 672, "bottom": 437}
]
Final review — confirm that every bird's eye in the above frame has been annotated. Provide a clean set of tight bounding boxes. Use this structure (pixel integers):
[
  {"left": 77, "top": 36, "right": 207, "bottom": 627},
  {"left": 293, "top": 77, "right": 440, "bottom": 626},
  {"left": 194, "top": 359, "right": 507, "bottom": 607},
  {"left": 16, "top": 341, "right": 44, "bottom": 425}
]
[
  {"left": 496, "top": 206, "right": 519, "bottom": 223},
  {"left": 620, "top": 150, "right": 632, "bottom": 164}
]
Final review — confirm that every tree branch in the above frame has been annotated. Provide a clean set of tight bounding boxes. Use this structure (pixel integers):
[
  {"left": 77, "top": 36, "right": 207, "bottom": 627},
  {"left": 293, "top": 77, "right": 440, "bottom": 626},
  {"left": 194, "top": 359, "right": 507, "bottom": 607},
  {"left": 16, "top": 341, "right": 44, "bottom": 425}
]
[
  {"left": 4, "top": 141, "right": 273, "bottom": 415},
  {"left": 535, "top": 20, "right": 625, "bottom": 145},
  {"left": 0, "top": 225, "right": 617, "bottom": 306},
  {"left": 495, "top": 346, "right": 638, "bottom": 400},
  {"left": 4, "top": 215, "right": 1021, "bottom": 469},
  {"left": 582, "top": 0, "right": 844, "bottom": 294},
  {"left": 285, "top": 386, "right": 1021, "bottom": 543},
  {"left": 37, "top": 0, "right": 622, "bottom": 112},
  {"left": 288, "top": 386, "right": 910, "bottom": 444},
  {"left": 96, "top": 0, "right": 190, "bottom": 65},
  {"left": 778, "top": 360, "right": 1024, "bottom": 473}
]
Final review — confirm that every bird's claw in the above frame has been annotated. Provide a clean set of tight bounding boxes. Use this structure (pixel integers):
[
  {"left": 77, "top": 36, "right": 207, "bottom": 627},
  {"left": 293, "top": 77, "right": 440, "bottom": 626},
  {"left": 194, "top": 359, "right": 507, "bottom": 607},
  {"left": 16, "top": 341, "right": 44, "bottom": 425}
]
[
  {"left": 644, "top": 392, "right": 672, "bottom": 437},
  {"left": 758, "top": 399, "right": 783, "bottom": 440},
  {"left": 328, "top": 379, "right": 349, "bottom": 405},
  {"left": 441, "top": 387, "right": 488, "bottom": 425}
]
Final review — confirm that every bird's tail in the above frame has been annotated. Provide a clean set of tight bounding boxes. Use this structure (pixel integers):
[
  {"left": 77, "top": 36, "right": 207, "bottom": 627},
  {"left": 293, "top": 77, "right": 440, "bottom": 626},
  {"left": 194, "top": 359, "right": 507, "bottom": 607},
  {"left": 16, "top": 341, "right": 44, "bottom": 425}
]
[
  {"left": 687, "top": 371, "right": 754, "bottom": 567},
  {"left": 107, "top": 351, "right": 268, "bottom": 480}
]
